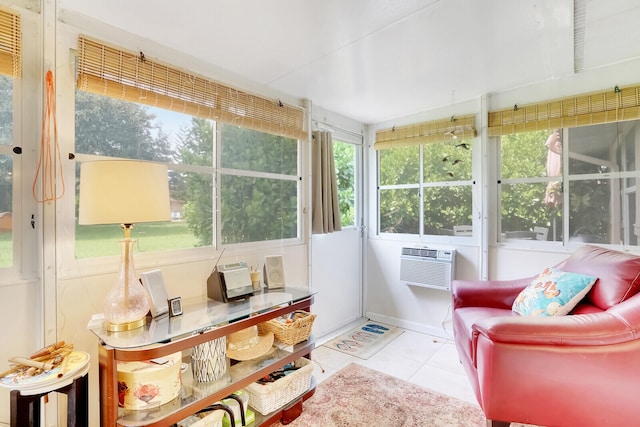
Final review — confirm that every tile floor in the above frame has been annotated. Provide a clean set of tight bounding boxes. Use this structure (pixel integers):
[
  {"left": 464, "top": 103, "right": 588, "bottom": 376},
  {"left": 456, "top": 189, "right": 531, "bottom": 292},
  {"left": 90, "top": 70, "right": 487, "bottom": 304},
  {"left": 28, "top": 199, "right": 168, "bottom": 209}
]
[{"left": 310, "top": 324, "right": 479, "bottom": 406}]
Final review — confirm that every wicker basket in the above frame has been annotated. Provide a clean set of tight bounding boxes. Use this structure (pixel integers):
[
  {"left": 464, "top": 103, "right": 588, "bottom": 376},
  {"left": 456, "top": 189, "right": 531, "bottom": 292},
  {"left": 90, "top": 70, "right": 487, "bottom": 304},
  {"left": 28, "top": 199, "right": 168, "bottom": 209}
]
[
  {"left": 245, "top": 357, "right": 313, "bottom": 415},
  {"left": 258, "top": 311, "right": 316, "bottom": 346}
]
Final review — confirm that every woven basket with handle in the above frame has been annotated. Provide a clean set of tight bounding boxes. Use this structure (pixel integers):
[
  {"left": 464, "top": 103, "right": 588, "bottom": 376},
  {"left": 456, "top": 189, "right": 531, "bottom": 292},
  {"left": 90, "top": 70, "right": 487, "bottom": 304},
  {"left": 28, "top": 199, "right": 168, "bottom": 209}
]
[{"left": 257, "top": 310, "right": 316, "bottom": 346}]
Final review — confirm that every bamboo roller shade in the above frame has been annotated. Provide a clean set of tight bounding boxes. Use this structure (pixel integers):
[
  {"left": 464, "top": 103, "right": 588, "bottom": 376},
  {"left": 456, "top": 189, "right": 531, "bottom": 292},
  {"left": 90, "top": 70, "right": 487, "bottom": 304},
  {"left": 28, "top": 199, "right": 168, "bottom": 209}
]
[
  {"left": 488, "top": 85, "right": 640, "bottom": 136},
  {"left": 0, "top": 8, "right": 20, "bottom": 78},
  {"left": 374, "top": 114, "right": 476, "bottom": 150},
  {"left": 77, "top": 36, "right": 307, "bottom": 141}
]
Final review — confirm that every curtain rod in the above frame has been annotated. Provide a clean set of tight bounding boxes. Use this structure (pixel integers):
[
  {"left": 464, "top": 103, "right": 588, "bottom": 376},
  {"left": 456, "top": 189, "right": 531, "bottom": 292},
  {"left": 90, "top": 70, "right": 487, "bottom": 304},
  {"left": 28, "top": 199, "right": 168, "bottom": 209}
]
[{"left": 312, "top": 120, "right": 364, "bottom": 139}]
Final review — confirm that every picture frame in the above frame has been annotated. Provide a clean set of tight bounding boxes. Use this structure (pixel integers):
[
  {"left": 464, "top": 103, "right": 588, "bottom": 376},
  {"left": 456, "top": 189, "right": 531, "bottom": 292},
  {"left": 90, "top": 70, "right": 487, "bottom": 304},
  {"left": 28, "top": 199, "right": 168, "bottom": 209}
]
[
  {"left": 168, "top": 297, "right": 183, "bottom": 317},
  {"left": 140, "top": 269, "right": 170, "bottom": 317}
]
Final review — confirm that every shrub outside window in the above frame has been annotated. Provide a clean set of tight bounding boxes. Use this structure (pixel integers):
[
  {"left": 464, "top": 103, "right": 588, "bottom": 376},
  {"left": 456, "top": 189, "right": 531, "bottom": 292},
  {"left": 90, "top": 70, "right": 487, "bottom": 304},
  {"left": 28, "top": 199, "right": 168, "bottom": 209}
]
[
  {"left": 378, "top": 140, "right": 473, "bottom": 236},
  {"left": 333, "top": 139, "right": 357, "bottom": 228},
  {"left": 499, "top": 129, "right": 563, "bottom": 242},
  {"left": 75, "top": 92, "right": 300, "bottom": 258},
  {"left": 219, "top": 124, "right": 299, "bottom": 244},
  {"left": 499, "top": 120, "right": 640, "bottom": 246},
  {"left": 0, "top": 75, "right": 13, "bottom": 268}
]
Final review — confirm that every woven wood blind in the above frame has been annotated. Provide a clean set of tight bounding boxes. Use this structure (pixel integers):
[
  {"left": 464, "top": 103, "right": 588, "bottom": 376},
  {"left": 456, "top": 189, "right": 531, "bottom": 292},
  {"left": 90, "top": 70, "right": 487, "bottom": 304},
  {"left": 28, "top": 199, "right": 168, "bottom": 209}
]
[
  {"left": 488, "top": 84, "right": 640, "bottom": 136},
  {"left": 0, "top": 8, "right": 21, "bottom": 78},
  {"left": 374, "top": 114, "right": 476, "bottom": 150},
  {"left": 77, "top": 36, "right": 307, "bottom": 141}
]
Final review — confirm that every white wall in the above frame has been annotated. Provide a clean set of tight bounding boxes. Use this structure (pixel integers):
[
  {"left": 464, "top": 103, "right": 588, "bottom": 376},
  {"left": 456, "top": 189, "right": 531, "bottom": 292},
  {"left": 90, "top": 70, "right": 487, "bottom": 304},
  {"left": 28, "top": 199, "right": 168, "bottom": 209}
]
[
  {"left": 6, "top": 1, "right": 640, "bottom": 424},
  {"left": 57, "top": 246, "right": 308, "bottom": 426},
  {"left": 0, "top": 5, "right": 313, "bottom": 425},
  {"left": 309, "top": 106, "right": 367, "bottom": 339},
  {"left": 363, "top": 58, "right": 640, "bottom": 338},
  {"left": 366, "top": 239, "right": 480, "bottom": 338}
]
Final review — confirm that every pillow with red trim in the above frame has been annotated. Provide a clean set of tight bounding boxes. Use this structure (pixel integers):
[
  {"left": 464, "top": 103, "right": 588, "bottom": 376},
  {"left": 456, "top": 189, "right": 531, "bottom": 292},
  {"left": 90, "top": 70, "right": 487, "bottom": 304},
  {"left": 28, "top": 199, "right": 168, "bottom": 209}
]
[{"left": 512, "top": 267, "right": 597, "bottom": 317}]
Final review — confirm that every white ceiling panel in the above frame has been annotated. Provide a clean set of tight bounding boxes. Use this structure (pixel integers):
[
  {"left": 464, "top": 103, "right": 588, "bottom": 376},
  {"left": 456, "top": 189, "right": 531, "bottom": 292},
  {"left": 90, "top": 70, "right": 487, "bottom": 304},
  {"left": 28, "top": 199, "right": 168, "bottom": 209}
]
[
  {"left": 582, "top": 0, "right": 640, "bottom": 69},
  {"left": 57, "top": 0, "right": 640, "bottom": 124}
]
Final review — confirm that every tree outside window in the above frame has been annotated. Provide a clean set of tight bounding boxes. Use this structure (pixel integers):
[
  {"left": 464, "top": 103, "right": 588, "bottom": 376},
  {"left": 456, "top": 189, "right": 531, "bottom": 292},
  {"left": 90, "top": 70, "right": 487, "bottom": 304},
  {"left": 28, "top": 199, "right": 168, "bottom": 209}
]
[
  {"left": 378, "top": 140, "right": 473, "bottom": 236},
  {"left": 0, "top": 75, "right": 12, "bottom": 267},
  {"left": 74, "top": 92, "right": 300, "bottom": 257},
  {"left": 500, "top": 120, "right": 640, "bottom": 246}
]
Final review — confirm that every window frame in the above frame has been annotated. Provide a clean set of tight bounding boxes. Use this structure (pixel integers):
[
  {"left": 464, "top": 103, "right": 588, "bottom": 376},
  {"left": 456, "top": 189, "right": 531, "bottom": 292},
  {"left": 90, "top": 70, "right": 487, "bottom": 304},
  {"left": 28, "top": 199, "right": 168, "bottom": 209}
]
[
  {"left": 331, "top": 128, "right": 363, "bottom": 230},
  {"left": 496, "top": 120, "right": 640, "bottom": 248},
  {"left": 496, "top": 129, "right": 564, "bottom": 245},
  {"left": 56, "top": 32, "right": 306, "bottom": 278},
  {"left": 216, "top": 123, "right": 303, "bottom": 247},
  {"left": 0, "top": 7, "right": 39, "bottom": 284},
  {"left": 377, "top": 140, "right": 475, "bottom": 239}
]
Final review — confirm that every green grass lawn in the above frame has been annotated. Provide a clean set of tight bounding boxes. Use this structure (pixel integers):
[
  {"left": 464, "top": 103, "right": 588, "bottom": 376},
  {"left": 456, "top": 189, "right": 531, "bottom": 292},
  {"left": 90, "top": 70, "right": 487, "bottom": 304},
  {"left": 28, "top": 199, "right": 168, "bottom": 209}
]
[
  {"left": 0, "top": 222, "right": 199, "bottom": 267},
  {"left": 0, "top": 231, "right": 11, "bottom": 267},
  {"left": 76, "top": 221, "right": 199, "bottom": 258}
]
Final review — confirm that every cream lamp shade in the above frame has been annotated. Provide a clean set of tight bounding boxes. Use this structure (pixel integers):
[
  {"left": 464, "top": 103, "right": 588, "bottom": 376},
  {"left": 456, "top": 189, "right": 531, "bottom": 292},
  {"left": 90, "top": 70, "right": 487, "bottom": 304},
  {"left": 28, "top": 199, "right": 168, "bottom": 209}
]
[
  {"left": 79, "top": 160, "right": 171, "bottom": 225},
  {"left": 78, "top": 160, "right": 171, "bottom": 332}
]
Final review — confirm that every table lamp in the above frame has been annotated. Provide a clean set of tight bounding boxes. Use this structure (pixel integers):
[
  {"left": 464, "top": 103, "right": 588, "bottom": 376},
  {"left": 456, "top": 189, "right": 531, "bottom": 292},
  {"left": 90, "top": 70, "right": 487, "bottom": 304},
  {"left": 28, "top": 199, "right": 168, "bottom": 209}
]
[{"left": 79, "top": 160, "right": 171, "bottom": 332}]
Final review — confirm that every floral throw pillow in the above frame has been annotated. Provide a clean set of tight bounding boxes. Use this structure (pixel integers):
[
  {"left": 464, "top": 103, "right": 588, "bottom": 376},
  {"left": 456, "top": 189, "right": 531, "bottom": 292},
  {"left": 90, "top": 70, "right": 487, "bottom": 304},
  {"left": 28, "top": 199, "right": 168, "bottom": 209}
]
[{"left": 512, "top": 267, "right": 598, "bottom": 316}]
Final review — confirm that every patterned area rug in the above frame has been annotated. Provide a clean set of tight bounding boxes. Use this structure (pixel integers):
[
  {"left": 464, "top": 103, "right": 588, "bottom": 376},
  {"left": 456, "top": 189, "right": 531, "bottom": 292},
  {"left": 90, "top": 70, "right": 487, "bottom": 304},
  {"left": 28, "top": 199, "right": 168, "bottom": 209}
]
[
  {"left": 277, "top": 363, "right": 487, "bottom": 427},
  {"left": 322, "top": 321, "right": 404, "bottom": 359}
]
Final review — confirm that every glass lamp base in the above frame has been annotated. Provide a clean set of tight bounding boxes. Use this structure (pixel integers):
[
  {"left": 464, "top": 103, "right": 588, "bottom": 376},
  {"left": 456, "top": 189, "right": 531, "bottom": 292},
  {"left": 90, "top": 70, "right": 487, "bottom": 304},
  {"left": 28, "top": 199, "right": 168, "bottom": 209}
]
[{"left": 105, "top": 317, "right": 146, "bottom": 332}]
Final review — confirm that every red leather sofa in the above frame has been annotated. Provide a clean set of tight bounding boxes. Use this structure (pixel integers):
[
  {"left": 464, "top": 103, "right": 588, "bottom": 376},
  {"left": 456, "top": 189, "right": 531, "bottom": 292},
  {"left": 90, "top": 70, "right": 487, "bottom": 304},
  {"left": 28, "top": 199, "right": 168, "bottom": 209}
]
[{"left": 452, "top": 245, "right": 640, "bottom": 427}]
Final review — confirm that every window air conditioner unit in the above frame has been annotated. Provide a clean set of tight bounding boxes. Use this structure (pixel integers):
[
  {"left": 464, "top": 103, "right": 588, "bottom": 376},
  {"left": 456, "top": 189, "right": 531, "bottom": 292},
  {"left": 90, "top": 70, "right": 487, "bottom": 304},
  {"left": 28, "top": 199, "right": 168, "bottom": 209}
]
[{"left": 400, "top": 247, "right": 456, "bottom": 291}]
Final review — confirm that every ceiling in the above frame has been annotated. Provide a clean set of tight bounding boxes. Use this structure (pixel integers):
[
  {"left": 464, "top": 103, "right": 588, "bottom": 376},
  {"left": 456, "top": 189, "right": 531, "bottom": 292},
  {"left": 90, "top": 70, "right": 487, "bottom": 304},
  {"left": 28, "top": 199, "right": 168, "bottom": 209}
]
[{"left": 57, "top": 0, "right": 640, "bottom": 125}]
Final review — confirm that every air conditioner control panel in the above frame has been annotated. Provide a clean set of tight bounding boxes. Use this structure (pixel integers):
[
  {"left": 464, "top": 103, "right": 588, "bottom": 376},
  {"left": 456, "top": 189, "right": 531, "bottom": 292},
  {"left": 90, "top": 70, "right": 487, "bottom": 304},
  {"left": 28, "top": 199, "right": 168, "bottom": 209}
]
[{"left": 401, "top": 247, "right": 455, "bottom": 262}]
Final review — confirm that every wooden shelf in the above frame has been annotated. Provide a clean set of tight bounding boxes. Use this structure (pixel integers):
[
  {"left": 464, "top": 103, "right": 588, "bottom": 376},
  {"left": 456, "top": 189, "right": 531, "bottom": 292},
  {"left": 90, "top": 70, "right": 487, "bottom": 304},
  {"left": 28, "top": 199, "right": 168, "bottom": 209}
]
[{"left": 88, "top": 288, "right": 315, "bottom": 427}]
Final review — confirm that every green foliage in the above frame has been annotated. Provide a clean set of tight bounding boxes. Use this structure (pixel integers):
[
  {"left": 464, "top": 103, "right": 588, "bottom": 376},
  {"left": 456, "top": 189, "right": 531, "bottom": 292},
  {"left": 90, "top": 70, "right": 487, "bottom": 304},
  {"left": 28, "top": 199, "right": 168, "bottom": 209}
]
[
  {"left": 0, "top": 75, "right": 12, "bottom": 213},
  {"left": 221, "top": 125, "right": 297, "bottom": 175},
  {"left": 333, "top": 141, "right": 355, "bottom": 227},
  {"left": 380, "top": 188, "right": 419, "bottom": 233},
  {"left": 379, "top": 146, "right": 419, "bottom": 185},
  {"left": 568, "top": 180, "right": 609, "bottom": 241},
  {"left": 424, "top": 141, "right": 472, "bottom": 181},
  {"left": 379, "top": 140, "right": 473, "bottom": 234},
  {"left": 0, "top": 231, "right": 10, "bottom": 267},
  {"left": 175, "top": 118, "right": 214, "bottom": 246},
  {"left": 423, "top": 186, "right": 472, "bottom": 234},
  {"left": 500, "top": 131, "right": 562, "bottom": 234},
  {"left": 220, "top": 175, "right": 297, "bottom": 244},
  {"left": 500, "top": 131, "right": 548, "bottom": 179},
  {"left": 75, "top": 91, "right": 172, "bottom": 162},
  {"left": 219, "top": 125, "right": 298, "bottom": 244}
]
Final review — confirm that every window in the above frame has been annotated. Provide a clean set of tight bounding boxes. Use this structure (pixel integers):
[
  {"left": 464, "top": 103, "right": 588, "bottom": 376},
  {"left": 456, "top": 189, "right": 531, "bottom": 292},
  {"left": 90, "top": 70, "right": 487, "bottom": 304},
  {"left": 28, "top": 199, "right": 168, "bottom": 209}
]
[
  {"left": 378, "top": 139, "right": 473, "bottom": 236},
  {"left": 333, "top": 138, "right": 357, "bottom": 228},
  {"left": 0, "top": 8, "right": 20, "bottom": 271},
  {"left": 499, "top": 129, "right": 563, "bottom": 242},
  {"left": 498, "top": 120, "right": 640, "bottom": 246},
  {"left": 73, "top": 36, "right": 305, "bottom": 259},
  {"left": 567, "top": 121, "right": 640, "bottom": 245},
  {"left": 0, "top": 75, "right": 12, "bottom": 268},
  {"left": 219, "top": 124, "right": 299, "bottom": 244},
  {"left": 74, "top": 93, "right": 208, "bottom": 257},
  {"left": 75, "top": 92, "right": 301, "bottom": 257}
]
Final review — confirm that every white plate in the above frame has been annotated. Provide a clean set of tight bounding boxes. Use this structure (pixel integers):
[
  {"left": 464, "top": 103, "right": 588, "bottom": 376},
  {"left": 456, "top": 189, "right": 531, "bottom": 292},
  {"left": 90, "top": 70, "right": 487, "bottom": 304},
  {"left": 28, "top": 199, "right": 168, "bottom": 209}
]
[{"left": 0, "top": 351, "right": 90, "bottom": 392}]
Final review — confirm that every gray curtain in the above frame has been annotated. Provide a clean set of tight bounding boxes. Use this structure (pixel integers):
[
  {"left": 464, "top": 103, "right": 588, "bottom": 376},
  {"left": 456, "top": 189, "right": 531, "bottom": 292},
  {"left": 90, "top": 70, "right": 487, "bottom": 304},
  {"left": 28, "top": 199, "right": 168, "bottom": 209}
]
[{"left": 312, "top": 130, "right": 341, "bottom": 234}]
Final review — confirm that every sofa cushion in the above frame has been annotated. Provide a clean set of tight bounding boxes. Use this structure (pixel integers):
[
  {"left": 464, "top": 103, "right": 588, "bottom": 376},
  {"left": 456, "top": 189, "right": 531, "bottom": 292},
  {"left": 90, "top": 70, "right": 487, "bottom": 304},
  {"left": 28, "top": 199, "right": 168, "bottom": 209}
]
[
  {"left": 561, "top": 245, "right": 640, "bottom": 310},
  {"left": 512, "top": 267, "right": 597, "bottom": 316}
]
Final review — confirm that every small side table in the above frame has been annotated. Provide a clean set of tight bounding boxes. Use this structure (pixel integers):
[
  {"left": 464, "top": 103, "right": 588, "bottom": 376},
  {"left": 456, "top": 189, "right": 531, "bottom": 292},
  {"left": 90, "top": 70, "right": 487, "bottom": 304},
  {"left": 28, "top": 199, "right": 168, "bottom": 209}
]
[{"left": 9, "top": 363, "right": 89, "bottom": 427}]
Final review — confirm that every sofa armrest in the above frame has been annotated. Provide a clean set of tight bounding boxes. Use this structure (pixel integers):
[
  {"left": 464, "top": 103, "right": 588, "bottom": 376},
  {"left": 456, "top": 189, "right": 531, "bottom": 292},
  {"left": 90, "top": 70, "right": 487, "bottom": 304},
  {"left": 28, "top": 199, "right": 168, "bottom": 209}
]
[
  {"left": 473, "top": 312, "right": 635, "bottom": 346},
  {"left": 452, "top": 277, "right": 533, "bottom": 310}
]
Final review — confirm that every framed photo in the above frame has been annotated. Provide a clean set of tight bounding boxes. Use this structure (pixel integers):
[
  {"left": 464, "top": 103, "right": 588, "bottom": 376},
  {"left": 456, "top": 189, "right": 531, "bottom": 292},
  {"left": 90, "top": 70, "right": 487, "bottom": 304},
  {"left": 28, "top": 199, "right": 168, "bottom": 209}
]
[
  {"left": 140, "top": 269, "right": 169, "bottom": 317},
  {"left": 168, "top": 297, "right": 183, "bottom": 317}
]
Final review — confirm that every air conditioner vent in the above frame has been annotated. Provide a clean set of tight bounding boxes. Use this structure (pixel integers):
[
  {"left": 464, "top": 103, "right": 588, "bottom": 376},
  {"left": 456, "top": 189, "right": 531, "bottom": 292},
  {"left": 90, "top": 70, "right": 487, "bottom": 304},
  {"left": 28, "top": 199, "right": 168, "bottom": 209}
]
[{"left": 400, "top": 247, "right": 455, "bottom": 291}]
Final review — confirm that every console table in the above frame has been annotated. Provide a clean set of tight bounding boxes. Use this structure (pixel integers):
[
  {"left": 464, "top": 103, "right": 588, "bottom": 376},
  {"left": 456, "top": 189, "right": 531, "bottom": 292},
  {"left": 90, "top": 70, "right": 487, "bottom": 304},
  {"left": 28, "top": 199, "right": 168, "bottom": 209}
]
[{"left": 88, "top": 287, "right": 316, "bottom": 427}]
